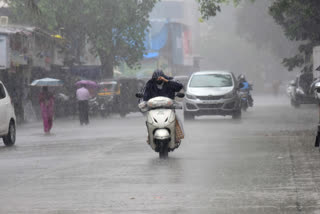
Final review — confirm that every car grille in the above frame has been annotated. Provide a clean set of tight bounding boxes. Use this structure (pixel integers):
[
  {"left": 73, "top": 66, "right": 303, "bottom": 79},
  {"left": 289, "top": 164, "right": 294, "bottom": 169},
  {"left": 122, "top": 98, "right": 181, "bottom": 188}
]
[
  {"left": 186, "top": 103, "right": 197, "bottom": 110},
  {"left": 197, "top": 95, "right": 223, "bottom": 100},
  {"left": 198, "top": 103, "right": 223, "bottom": 109}
]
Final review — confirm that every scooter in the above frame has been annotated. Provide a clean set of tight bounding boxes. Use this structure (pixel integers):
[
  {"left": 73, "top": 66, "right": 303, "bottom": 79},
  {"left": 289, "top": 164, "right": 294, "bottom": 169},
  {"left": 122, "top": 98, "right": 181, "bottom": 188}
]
[
  {"left": 136, "top": 93, "right": 184, "bottom": 159},
  {"left": 239, "top": 84, "right": 253, "bottom": 111},
  {"left": 97, "top": 96, "right": 113, "bottom": 117},
  {"left": 89, "top": 97, "right": 99, "bottom": 116},
  {"left": 239, "top": 90, "right": 250, "bottom": 111}
]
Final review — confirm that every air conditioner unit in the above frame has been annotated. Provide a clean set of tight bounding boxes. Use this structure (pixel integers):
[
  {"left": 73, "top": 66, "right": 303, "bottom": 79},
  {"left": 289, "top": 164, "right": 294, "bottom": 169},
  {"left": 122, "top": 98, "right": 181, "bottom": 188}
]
[{"left": 0, "top": 16, "right": 8, "bottom": 26}]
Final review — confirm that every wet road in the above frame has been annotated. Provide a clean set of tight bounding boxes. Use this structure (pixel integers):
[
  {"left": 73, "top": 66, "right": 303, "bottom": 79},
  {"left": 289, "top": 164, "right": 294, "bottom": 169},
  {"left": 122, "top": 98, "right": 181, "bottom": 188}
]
[{"left": 1, "top": 96, "right": 320, "bottom": 213}]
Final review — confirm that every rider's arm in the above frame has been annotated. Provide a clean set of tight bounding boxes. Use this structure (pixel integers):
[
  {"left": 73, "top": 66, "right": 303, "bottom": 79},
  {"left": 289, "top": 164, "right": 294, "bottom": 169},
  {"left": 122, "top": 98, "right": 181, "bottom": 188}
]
[
  {"left": 143, "top": 82, "right": 152, "bottom": 101},
  {"left": 167, "top": 80, "right": 183, "bottom": 92},
  {"left": 158, "top": 76, "right": 183, "bottom": 92}
]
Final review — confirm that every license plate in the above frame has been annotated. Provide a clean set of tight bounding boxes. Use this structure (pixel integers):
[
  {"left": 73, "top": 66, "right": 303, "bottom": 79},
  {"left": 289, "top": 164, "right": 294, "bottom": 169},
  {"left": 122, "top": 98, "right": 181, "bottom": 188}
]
[{"left": 203, "top": 101, "right": 219, "bottom": 104}]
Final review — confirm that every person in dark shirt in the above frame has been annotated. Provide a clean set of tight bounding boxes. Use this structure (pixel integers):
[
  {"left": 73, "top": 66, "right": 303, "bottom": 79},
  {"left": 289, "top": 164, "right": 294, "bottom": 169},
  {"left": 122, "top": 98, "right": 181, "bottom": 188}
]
[{"left": 143, "top": 70, "right": 183, "bottom": 101}]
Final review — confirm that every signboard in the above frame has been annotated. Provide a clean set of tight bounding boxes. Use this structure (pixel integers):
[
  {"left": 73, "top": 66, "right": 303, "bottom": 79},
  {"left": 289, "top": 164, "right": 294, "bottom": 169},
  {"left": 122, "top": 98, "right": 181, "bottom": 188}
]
[
  {"left": 11, "top": 50, "right": 28, "bottom": 66},
  {"left": 0, "top": 35, "right": 8, "bottom": 69}
]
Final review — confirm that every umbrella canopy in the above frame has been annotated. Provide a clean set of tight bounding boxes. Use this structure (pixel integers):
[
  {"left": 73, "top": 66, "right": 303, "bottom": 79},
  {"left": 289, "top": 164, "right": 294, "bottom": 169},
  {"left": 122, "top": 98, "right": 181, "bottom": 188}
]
[
  {"left": 76, "top": 80, "right": 98, "bottom": 88},
  {"left": 31, "top": 78, "right": 63, "bottom": 87}
]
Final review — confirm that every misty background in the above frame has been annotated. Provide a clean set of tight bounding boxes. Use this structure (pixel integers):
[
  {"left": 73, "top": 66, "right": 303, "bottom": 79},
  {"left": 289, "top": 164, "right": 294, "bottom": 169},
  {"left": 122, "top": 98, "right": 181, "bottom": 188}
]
[{"left": 197, "top": 1, "right": 298, "bottom": 92}]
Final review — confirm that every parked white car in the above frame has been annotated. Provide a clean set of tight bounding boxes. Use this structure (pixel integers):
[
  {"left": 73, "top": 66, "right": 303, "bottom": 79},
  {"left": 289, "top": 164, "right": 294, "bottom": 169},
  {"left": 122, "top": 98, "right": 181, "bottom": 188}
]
[{"left": 0, "top": 80, "right": 16, "bottom": 146}]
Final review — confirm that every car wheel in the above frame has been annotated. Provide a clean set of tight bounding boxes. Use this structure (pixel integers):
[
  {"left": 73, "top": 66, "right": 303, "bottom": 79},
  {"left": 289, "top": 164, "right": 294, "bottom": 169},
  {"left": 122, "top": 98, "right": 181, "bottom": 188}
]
[
  {"left": 3, "top": 121, "right": 16, "bottom": 147},
  {"left": 232, "top": 109, "right": 242, "bottom": 120},
  {"left": 184, "top": 111, "right": 194, "bottom": 120}
]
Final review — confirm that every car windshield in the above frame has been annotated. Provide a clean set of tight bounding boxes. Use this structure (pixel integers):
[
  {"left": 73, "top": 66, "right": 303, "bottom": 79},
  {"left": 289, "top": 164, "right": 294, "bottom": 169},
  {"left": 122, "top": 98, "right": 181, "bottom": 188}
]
[
  {"left": 99, "top": 83, "right": 117, "bottom": 92},
  {"left": 189, "top": 74, "right": 233, "bottom": 88}
]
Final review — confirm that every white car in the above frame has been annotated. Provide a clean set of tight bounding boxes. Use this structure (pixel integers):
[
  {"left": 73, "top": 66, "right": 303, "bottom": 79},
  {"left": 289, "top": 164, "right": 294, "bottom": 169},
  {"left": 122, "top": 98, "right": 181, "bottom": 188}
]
[
  {"left": 183, "top": 71, "right": 242, "bottom": 120},
  {"left": 0, "top": 80, "right": 16, "bottom": 146}
]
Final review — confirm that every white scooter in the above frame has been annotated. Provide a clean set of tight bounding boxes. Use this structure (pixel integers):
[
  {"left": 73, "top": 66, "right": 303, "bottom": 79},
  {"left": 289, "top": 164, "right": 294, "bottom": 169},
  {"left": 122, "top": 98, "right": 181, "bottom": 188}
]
[{"left": 136, "top": 93, "right": 184, "bottom": 158}]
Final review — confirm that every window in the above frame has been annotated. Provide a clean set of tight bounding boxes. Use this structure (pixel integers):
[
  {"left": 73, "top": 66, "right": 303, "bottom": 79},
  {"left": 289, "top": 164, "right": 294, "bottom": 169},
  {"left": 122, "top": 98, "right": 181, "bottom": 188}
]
[
  {"left": 0, "top": 83, "right": 6, "bottom": 99},
  {"left": 190, "top": 74, "right": 233, "bottom": 88}
]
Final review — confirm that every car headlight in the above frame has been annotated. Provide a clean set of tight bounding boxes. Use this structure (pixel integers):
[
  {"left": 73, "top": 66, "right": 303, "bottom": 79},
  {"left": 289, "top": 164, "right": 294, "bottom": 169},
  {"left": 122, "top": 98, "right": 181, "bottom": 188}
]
[
  {"left": 296, "top": 87, "right": 305, "bottom": 95},
  {"left": 186, "top": 93, "right": 197, "bottom": 100},
  {"left": 224, "top": 91, "right": 234, "bottom": 99}
]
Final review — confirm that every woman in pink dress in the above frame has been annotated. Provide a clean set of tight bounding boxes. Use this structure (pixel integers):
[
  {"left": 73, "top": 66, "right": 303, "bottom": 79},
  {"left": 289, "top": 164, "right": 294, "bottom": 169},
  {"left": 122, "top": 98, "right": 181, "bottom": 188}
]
[{"left": 39, "top": 87, "right": 55, "bottom": 134}]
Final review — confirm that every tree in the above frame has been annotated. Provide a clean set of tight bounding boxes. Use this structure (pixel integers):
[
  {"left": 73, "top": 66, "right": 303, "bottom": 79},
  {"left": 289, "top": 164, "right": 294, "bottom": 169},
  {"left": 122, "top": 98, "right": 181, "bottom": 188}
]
[
  {"left": 197, "top": 0, "right": 251, "bottom": 19},
  {"left": 197, "top": 0, "right": 314, "bottom": 73},
  {"left": 269, "top": 0, "right": 320, "bottom": 72},
  {"left": 235, "top": 0, "right": 297, "bottom": 65},
  {"left": 9, "top": 0, "right": 158, "bottom": 78},
  {"left": 2, "top": 0, "right": 39, "bottom": 13}
]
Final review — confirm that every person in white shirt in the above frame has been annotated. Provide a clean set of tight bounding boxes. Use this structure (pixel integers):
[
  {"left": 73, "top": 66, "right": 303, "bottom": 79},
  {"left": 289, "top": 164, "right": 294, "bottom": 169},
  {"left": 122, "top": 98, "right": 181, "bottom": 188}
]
[{"left": 76, "top": 84, "right": 90, "bottom": 125}]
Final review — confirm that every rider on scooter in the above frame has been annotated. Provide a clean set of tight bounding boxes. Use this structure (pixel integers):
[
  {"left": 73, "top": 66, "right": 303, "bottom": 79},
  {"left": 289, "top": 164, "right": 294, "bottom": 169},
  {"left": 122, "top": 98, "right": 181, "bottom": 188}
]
[
  {"left": 238, "top": 74, "right": 254, "bottom": 107},
  {"left": 142, "top": 69, "right": 184, "bottom": 144},
  {"left": 143, "top": 69, "right": 183, "bottom": 101}
]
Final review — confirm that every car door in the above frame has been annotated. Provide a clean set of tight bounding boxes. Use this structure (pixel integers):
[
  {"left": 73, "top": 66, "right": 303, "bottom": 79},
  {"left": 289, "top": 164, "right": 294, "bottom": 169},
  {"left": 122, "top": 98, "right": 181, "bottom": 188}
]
[{"left": 0, "top": 83, "right": 8, "bottom": 134}]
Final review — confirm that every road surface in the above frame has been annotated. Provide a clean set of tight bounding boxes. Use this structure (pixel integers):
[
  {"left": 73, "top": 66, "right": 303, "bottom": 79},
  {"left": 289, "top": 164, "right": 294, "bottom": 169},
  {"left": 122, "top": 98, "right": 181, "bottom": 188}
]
[{"left": 0, "top": 96, "right": 320, "bottom": 213}]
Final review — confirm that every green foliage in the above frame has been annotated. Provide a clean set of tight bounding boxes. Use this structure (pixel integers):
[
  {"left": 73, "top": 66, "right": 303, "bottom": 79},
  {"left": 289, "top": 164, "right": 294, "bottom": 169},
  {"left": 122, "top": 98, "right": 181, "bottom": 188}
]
[
  {"left": 235, "top": 1, "right": 296, "bottom": 59},
  {"left": 9, "top": 0, "right": 158, "bottom": 78},
  {"left": 198, "top": 0, "right": 319, "bottom": 72},
  {"left": 269, "top": 0, "right": 320, "bottom": 72},
  {"left": 197, "top": 0, "right": 250, "bottom": 19},
  {"left": 3, "top": 0, "right": 40, "bottom": 14}
]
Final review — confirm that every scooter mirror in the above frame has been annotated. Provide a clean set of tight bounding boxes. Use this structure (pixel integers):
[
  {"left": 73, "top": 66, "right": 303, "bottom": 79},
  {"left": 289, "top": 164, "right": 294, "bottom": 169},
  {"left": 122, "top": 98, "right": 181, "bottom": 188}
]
[
  {"left": 135, "top": 93, "right": 143, "bottom": 98},
  {"left": 176, "top": 92, "right": 185, "bottom": 98}
]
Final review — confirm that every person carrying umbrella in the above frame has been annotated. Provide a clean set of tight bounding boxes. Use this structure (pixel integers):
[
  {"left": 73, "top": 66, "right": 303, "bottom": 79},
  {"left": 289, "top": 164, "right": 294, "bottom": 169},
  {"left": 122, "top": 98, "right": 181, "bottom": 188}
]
[
  {"left": 76, "top": 84, "right": 91, "bottom": 125},
  {"left": 31, "top": 78, "right": 62, "bottom": 134},
  {"left": 39, "top": 86, "right": 55, "bottom": 134}
]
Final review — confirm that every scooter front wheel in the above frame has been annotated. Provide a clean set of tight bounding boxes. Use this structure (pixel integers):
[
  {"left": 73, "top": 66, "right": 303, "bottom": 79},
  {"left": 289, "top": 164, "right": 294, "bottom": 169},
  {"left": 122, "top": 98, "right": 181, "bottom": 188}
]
[
  {"left": 242, "top": 102, "right": 248, "bottom": 111},
  {"left": 159, "top": 142, "right": 169, "bottom": 159}
]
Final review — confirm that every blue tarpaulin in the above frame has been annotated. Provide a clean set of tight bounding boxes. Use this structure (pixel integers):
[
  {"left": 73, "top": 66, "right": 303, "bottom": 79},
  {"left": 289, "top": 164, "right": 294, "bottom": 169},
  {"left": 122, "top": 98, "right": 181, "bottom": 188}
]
[
  {"left": 143, "top": 21, "right": 169, "bottom": 59},
  {"left": 143, "top": 52, "right": 159, "bottom": 59}
]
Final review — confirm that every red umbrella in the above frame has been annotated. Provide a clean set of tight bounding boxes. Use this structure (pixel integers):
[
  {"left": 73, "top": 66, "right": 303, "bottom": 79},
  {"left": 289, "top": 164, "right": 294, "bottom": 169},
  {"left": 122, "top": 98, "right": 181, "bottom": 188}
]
[{"left": 75, "top": 80, "right": 98, "bottom": 88}]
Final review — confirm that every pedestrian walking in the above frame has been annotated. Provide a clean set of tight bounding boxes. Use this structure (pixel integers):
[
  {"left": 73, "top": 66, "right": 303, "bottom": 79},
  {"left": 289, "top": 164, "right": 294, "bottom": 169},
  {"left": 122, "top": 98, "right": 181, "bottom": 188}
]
[
  {"left": 76, "top": 84, "right": 90, "bottom": 125},
  {"left": 39, "top": 86, "right": 55, "bottom": 134}
]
